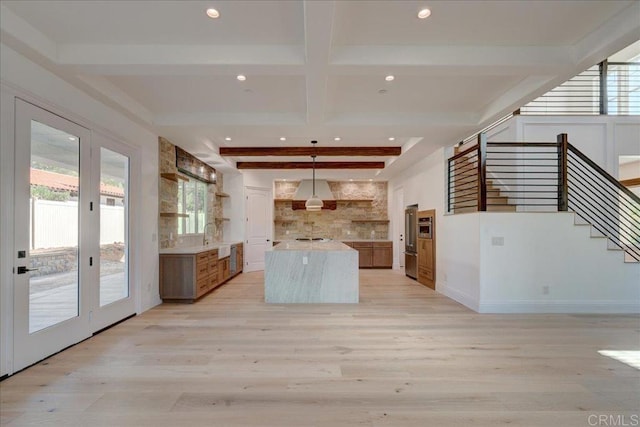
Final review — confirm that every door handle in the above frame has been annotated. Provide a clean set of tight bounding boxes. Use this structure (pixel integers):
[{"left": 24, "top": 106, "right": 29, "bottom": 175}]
[{"left": 17, "top": 266, "right": 38, "bottom": 274}]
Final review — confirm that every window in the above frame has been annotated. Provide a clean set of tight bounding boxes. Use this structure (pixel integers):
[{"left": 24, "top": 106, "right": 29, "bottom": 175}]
[{"left": 177, "top": 178, "right": 207, "bottom": 234}]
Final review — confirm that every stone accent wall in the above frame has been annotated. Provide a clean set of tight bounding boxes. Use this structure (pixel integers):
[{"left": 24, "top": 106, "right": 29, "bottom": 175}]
[
  {"left": 159, "top": 137, "right": 224, "bottom": 249},
  {"left": 274, "top": 181, "right": 389, "bottom": 240}
]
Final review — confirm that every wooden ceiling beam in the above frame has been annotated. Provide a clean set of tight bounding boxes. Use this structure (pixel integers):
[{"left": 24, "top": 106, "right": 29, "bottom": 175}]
[
  {"left": 236, "top": 161, "right": 386, "bottom": 170},
  {"left": 220, "top": 146, "right": 401, "bottom": 156}
]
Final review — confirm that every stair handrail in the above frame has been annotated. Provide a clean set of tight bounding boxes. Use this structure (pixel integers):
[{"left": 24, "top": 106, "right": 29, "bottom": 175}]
[{"left": 567, "top": 142, "right": 640, "bottom": 205}]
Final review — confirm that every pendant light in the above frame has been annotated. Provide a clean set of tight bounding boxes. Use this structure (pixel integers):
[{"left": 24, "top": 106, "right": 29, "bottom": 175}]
[{"left": 305, "top": 140, "right": 323, "bottom": 211}]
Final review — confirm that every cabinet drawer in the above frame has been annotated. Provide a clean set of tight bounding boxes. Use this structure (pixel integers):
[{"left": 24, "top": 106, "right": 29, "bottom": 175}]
[
  {"left": 196, "top": 262, "right": 209, "bottom": 278},
  {"left": 373, "top": 241, "right": 392, "bottom": 248},
  {"left": 351, "top": 242, "right": 373, "bottom": 249},
  {"left": 196, "top": 275, "right": 210, "bottom": 297},
  {"left": 197, "top": 253, "right": 209, "bottom": 264}
]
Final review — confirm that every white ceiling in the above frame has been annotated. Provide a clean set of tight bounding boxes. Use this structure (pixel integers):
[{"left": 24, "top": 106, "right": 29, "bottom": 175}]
[{"left": 2, "top": 0, "right": 639, "bottom": 180}]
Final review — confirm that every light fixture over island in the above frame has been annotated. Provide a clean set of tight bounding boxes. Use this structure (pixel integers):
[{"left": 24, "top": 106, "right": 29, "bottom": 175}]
[{"left": 265, "top": 240, "right": 359, "bottom": 303}]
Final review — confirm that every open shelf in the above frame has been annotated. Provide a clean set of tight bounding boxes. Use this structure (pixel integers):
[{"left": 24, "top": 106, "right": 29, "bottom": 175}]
[
  {"left": 337, "top": 199, "right": 374, "bottom": 203},
  {"left": 216, "top": 192, "right": 230, "bottom": 197},
  {"left": 160, "top": 173, "right": 188, "bottom": 182},
  {"left": 160, "top": 212, "right": 189, "bottom": 218},
  {"left": 214, "top": 217, "right": 230, "bottom": 221},
  {"left": 351, "top": 219, "right": 389, "bottom": 223}
]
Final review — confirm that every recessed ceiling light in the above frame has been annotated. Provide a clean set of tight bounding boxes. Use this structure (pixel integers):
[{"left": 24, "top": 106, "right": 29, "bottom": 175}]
[
  {"left": 378, "top": 89, "right": 387, "bottom": 94},
  {"left": 225, "top": 137, "right": 231, "bottom": 141},
  {"left": 237, "top": 75, "right": 247, "bottom": 81},
  {"left": 385, "top": 75, "right": 395, "bottom": 82},
  {"left": 68, "top": 136, "right": 76, "bottom": 141},
  {"left": 388, "top": 137, "right": 395, "bottom": 141},
  {"left": 280, "top": 137, "right": 286, "bottom": 141},
  {"left": 206, "top": 8, "right": 220, "bottom": 19},
  {"left": 417, "top": 8, "right": 431, "bottom": 19},
  {"left": 334, "top": 137, "right": 341, "bottom": 141}
]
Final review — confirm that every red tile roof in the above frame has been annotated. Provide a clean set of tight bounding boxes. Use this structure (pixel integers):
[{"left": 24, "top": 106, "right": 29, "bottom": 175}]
[{"left": 30, "top": 168, "right": 124, "bottom": 198}]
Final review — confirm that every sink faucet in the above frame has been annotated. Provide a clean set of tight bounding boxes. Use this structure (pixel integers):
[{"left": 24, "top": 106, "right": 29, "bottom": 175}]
[{"left": 203, "top": 222, "right": 213, "bottom": 246}]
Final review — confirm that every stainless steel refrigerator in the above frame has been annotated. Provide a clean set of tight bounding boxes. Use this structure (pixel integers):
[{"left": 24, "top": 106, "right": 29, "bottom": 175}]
[{"left": 405, "top": 205, "right": 418, "bottom": 279}]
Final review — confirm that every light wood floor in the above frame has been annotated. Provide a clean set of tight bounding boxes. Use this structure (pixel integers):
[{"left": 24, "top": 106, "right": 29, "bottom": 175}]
[{"left": 2, "top": 270, "right": 639, "bottom": 426}]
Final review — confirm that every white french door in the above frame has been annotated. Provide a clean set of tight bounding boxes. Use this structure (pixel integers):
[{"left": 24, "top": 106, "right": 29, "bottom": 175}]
[
  {"left": 244, "top": 187, "right": 272, "bottom": 272},
  {"left": 13, "top": 99, "right": 135, "bottom": 372}
]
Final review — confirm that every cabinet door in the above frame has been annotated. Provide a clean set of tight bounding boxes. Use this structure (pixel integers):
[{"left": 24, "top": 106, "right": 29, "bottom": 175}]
[
  {"left": 217, "top": 259, "right": 224, "bottom": 285},
  {"left": 358, "top": 247, "right": 373, "bottom": 267},
  {"left": 372, "top": 246, "right": 392, "bottom": 268}
]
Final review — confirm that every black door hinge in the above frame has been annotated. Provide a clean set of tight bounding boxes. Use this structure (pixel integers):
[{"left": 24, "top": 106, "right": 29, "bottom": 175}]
[
  {"left": 89, "top": 257, "right": 93, "bottom": 266},
  {"left": 90, "top": 202, "right": 93, "bottom": 211}
]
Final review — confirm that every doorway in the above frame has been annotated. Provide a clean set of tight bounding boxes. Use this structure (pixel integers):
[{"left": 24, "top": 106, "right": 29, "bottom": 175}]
[
  {"left": 244, "top": 186, "right": 273, "bottom": 272},
  {"left": 12, "top": 99, "right": 136, "bottom": 372}
]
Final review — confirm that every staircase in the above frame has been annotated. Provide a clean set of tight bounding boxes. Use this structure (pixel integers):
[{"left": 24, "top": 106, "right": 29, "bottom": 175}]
[{"left": 447, "top": 133, "right": 640, "bottom": 263}]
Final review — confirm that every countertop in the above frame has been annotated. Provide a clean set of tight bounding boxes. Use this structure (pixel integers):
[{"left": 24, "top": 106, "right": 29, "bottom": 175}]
[
  {"left": 159, "top": 241, "right": 242, "bottom": 255},
  {"left": 269, "top": 240, "right": 354, "bottom": 252}
]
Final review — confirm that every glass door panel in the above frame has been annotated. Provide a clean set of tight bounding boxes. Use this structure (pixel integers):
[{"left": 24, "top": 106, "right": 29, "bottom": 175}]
[
  {"left": 99, "top": 147, "right": 129, "bottom": 307},
  {"left": 28, "top": 120, "right": 80, "bottom": 333}
]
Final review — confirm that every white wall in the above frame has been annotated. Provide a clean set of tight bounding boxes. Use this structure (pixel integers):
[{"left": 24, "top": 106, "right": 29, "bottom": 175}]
[
  {"left": 0, "top": 44, "right": 160, "bottom": 376},
  {"left": 388, "top": 115, "right": 640, "bottom": 315},
  {"left": 479, "top": 212, "right": 640, "bottom": 313}
]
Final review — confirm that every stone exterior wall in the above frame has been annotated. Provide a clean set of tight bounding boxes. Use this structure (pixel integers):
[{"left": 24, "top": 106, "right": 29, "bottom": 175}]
[
  {"left": 30, "top": 243, "right": 124, "bottom": 277},
  {"left": 274, "top": 181, "right": 389, "bottom": 240},
  {"left": 159, "top": 137, "right": 224, "bottom": 249}
]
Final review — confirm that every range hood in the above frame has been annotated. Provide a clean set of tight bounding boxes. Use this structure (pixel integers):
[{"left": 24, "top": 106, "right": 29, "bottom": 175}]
[{"left": 292, "top": 179, "right": 337, "bottom": 210}]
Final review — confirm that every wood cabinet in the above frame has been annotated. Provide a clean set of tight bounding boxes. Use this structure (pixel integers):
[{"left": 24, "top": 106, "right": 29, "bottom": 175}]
[
  {"left": 217, "top": 257, "right": 230, "bottom": 285},
  {"left": 417, "top": 209, "right": 436, "bottom": 289},
  {"left": 347, "top": 241, "right": 392, "bottom": 269},
  {"left": 372, "top": 241, "right": 393, "bottom": 268},
  {"left": 235, "top": 243, "right": 244, "bottom": 274},
  {"left": 160, "top": 248, "right": 219, "bottom": 303}
]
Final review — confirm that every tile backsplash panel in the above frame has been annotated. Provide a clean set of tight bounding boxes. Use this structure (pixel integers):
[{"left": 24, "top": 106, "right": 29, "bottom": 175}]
[
  {"left": 159, "top": 137, "right": 224, "bottom": 249},
  {"left": 274, "top": 181, "right": 389, "bottom": 240}
]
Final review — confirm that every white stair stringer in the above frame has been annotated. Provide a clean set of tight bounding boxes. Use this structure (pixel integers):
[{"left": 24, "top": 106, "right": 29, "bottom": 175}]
[{"left": 571, "top": 211, "right": 639, "bottom": 264}]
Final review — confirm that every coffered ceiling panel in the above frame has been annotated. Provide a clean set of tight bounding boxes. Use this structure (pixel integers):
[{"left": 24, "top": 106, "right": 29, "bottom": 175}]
[
  {"left": 1, "top": 0, "right": 637, "bottom": 178},
  {"left": 107, "top": 75, "right": 307, "bottom": 115}
]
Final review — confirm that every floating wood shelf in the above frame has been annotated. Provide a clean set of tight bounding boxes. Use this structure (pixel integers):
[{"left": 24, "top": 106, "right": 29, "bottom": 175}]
[
  {"left": 216, "top": 192, "right": 230, "bottom": 197},
  {"left": 160, "top": 173, "right": 188, "bottom": 182},
  {"left": 275, "top": 198, "right": 373, "bottom": 203},
  {"left": 351, "top": 219, "right": 389, "bottom": 223},
  {"left": 160, "top": 212, "right": 189, "bottom": 218},
  {"left": 274, "top": 219, "right": 296, "bottom": 223},
  {"left": 214, "top": 218, "right": 230, "bottom": 221}
]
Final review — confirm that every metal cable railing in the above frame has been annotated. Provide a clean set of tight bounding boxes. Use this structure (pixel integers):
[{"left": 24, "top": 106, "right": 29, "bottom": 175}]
[
  {"left": 446, "top": 133, "right": 640, "bottom": 262},
  {"left": 567, "top": 143, "right": 640, "bottom": 261},
  {"left": 520, "top": 61, "right": 639, "bottom": 116}
]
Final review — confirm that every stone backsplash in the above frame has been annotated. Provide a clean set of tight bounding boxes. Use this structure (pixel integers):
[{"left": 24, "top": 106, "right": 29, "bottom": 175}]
[
  {"left": 274, "top": 181, "right": 389, "bottom": 240},
  {"left": 159, "top": 137, "right": 224, "bottom": 249}
]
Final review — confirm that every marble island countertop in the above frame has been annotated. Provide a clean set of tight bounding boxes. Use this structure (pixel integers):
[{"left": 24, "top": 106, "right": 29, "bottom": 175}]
[
  {"left": 159, "top": 241, "right": 242, "bottom": 255},
  {"left": 269, "top": 240, "right": 354, "bottom": 252}
]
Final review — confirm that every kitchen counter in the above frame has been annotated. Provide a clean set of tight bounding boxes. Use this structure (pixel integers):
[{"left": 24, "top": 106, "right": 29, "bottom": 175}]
[
  {"left": 159, "top": 242, "right": 242, "bottom": 255},
  {"left": 265, "top": 240, "right": 358, "bottom": 303}
]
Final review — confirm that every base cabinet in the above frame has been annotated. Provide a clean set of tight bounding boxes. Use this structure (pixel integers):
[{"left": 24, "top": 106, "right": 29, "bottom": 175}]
[
  {"left": 160, "top": 249, "right": 219, "bottom": 302},
  {"left": 347, "top": 241, "right": 392, "bottom": 269},
  {"left": 160, "top": 242, "right": 244, "bottom": 303}
]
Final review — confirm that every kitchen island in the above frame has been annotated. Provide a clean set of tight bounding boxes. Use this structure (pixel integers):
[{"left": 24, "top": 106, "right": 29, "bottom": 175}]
[{"left": 265, "top": 240, "right": 359, "bottom": 303}]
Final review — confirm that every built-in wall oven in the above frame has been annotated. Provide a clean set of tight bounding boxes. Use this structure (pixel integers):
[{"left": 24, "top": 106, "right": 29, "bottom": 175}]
[
  {"left": 404, "top": 205, "right": 418, "bottom": 279},
  {"left": 418, "top": 216, "right": 432, "bottom": 239}
]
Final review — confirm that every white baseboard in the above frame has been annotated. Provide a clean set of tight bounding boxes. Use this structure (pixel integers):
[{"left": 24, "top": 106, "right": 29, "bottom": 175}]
[
  {"left": 437, "top": 283, "right": 480, "bottom": 312},
  {"left": 478, "top": 299, "right": 640, "bottom": 314}
]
